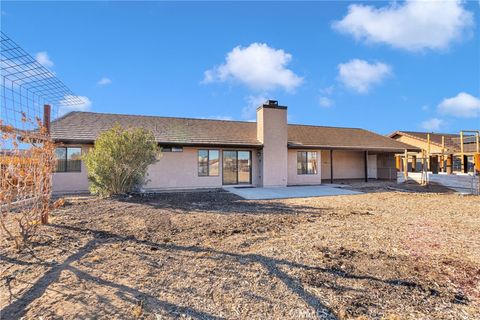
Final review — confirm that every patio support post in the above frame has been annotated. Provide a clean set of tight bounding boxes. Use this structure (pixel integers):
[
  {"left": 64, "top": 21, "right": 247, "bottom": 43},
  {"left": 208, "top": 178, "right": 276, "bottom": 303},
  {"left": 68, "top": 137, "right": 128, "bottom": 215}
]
[
  {"left": 460, "top": 131, "right": 465, "bottom": 173},
  {"left": 364, "top": 151, "right": 368, "bottom": 182},
  {"left": 330, "top": 149, "right": 333, "bottom": 184},
  {"left": 446, "top": 155, "right": 453, "bottom": 174}
]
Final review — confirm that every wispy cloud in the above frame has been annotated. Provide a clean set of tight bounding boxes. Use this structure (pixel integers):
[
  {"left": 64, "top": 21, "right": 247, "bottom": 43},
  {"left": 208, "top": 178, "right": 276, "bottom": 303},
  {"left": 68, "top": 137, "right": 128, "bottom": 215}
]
[
  {"left": 319, "top": 97, "right": 333, "bottom": 108},
  {"left": 320, "top": 85, "right": 334, "bottom": 96},
  {"left": 420, "top": 118, "right": 444, "bottom": 132},
  {"left": 241, "top": 95, "right": 267, "bottom": 120},
  {"left": 97, "top": 77, "right": 112, "bottom": 86},
  {"left": 59, "top": 95, "right": 92, "bottom": 116},
  {"left": 35, "top": 51, "right": 54, "bottom": 68},
  {"left": 333, "top": 0, "right": 474, "bottom": 52},
  {"left": 337, "top": 59, "right": 392, "bottom": 94},
  {"left": 203, "top": 43, "right": 303, "bottom": 92}
]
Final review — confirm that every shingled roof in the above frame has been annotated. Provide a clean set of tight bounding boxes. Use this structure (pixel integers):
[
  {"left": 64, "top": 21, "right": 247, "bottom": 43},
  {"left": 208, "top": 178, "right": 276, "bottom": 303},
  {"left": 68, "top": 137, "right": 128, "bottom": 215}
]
[
  {"left": 288, "top": 125, "right": 417, "bottom": 151},
  {"left": 51, "top": 111, "right": 418, "bottom": 152},
  {"left": 51, "top": 112, "right": 260, "bottom": 147}
]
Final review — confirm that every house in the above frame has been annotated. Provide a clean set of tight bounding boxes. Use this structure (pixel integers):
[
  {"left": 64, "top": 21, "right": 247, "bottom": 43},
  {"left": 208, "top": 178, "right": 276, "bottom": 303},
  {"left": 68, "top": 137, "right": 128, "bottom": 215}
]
[
  {"left": 389, "top": 130, "right": 480, "bottom": 174},
  {"left": 50, "top": 100, "right": 418, "bottom": 193}
]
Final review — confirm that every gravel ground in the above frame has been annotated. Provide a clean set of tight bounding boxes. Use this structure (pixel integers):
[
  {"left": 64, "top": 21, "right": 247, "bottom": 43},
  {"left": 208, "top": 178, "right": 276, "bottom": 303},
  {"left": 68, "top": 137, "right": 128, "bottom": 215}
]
[{"left": 1, "top": 184, "right": 479, "bottom": 319}]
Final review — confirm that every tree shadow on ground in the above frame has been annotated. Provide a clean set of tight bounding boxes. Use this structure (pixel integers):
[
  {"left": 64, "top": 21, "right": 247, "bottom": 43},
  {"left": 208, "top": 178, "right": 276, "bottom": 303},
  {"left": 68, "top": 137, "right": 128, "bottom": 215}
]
[
  {"left": 121, "top": 189, "right": 332, "bottom": 216},
  {"left": 1, "top": 223, "right": 434, "bottom": 319}
]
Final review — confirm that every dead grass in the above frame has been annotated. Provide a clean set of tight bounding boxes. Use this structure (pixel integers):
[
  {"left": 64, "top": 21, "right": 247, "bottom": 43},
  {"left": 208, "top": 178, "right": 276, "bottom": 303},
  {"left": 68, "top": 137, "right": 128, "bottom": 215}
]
[{"left": 1, "top": 188, "right": 479, "bottom": 319}]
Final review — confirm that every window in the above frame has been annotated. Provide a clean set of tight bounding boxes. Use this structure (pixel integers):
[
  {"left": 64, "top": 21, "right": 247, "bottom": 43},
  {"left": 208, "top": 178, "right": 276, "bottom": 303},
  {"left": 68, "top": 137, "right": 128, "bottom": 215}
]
[
  {"left": 453, "top": 156, "right": 462, "bottom": 172},
  {"left": 297, "top": 151, "right": 317, "bottom": 175},
  {"left": 198, "top": 150, "right": 219, "bottom": 176},
  {"left": 55, "top": 147, "right": 82, "bottom": 172},
  {"left": 161, "top": 146, "right": 183, "bottom": 152}
]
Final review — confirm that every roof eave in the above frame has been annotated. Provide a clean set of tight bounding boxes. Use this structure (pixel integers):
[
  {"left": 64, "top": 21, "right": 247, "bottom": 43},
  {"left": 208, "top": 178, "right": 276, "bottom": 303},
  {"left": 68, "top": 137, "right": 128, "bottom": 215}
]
[
  {"left": 53, "top": 139, "right": 263, "bottom": 149},
  {"left": 288, "top": 143, "right": 420, "bottom": 152}
]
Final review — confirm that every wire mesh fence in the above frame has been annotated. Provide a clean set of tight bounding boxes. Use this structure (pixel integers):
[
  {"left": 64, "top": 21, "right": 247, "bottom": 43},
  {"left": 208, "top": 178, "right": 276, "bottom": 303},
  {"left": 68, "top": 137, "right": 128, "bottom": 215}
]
[{"left": 1, "top": 31, "right": 83, "bottom": 249}]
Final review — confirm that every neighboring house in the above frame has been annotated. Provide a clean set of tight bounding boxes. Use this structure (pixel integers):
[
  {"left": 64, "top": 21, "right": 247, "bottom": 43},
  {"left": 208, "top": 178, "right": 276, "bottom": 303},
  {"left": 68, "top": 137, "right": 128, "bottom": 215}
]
[
  {"left": 50, "top": 100, "right": 418, "bottom": 193},
  {"left": 389, "top": 131, "right": 479, "bottom": 174}
]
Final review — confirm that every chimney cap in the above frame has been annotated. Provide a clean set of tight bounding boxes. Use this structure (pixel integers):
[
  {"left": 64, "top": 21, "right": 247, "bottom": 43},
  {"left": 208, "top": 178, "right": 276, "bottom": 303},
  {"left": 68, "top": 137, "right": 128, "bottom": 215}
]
[{"left": 257, "top": 99, "right": 287, "bottom": 110}]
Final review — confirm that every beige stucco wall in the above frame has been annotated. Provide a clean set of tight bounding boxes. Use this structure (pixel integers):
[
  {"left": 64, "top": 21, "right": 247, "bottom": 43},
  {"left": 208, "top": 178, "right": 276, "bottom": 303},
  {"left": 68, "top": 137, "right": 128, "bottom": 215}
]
[
  {"left": 52, "top": 145, "right": 90, "bottom": 193},
  {"left": 53, "top": 146, "right": 260, "bottom": 193},
  {"left": 320, "top": 150, "right": 366, "bottom": 180},
  {"left": 333, "top": 150, "right": 366, "bottom": 179},
  {"left": 145, "top": 147, "right": 259, "bottom": 190},
  {"left": 393, "top": 135, "right": 442, "bottom": 155},
  {"left": 287, "top": 149, "right": 322, "bottom": 185},
  {"left": 257, "top": 107, "right": 288, "bottom": 187},
  {"left": 321, "top": 150, "right": 332, "bottom": 180}
]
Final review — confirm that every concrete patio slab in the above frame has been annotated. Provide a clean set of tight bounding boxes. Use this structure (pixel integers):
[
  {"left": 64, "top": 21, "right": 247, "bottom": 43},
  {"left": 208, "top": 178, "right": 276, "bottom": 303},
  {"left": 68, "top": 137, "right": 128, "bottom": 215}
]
[{"left": 224, "top": 185, "right": 362, "bottom": 200}]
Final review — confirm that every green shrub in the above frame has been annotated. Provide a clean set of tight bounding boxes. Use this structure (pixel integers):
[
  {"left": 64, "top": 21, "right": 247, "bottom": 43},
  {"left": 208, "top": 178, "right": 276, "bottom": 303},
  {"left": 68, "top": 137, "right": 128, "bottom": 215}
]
[{"left": 84, "top": 125, "right": 159, "bottom": 196}]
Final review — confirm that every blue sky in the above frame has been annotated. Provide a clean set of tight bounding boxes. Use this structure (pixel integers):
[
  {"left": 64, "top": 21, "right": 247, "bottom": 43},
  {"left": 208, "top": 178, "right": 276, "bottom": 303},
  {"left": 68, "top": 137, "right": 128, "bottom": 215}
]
[{"left": 2, "top": 1, "right": 479, "bottom": 134}]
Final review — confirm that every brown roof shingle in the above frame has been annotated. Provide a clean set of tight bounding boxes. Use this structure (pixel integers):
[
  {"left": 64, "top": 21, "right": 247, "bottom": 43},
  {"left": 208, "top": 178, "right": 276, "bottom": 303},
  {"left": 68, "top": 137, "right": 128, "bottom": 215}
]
[
  {"left": 288, "top": 125, "right": 417, "bottom": 151},
  {"left": 51, "top": 112, "right": 260, "bottom": 147},
  {"left": 51, "top": 111, "right": 418, "bottom": 151}
]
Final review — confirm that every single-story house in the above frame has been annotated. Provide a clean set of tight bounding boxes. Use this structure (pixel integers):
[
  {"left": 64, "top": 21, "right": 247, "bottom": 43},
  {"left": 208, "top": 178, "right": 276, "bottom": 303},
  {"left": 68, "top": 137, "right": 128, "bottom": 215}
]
[
  {"left": 50, "top": 100, "right": 418, "bottom": 193},
  {"left": 389, "top": 130, "right": 479, "bottom": 174}
]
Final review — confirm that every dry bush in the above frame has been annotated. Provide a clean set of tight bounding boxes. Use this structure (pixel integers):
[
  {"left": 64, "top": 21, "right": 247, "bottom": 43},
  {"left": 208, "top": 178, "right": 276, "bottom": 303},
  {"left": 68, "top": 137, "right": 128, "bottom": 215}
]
[{"left": 0, "top": 115, "right": 56, "bottom": 250}]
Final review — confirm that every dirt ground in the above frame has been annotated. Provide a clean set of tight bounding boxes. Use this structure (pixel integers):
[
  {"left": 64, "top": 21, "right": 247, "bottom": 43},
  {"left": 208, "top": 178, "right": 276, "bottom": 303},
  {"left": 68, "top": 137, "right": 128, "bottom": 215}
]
[{"left": 1, "top": 183, "right": 479, "bottom": 319}]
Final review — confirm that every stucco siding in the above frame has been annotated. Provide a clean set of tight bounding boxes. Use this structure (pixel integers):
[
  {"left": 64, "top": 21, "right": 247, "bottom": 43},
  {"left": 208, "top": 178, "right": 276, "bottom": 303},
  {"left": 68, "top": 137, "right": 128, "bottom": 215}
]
[
  {"left": 321, "top": 150, "right": 332, "bottom": 180},
  {"left": 257, "top": 107, "right": 288, "bottom": 187},
  {"left": 53, "top": 146, "right": 259, "bottom": 193},
  {"left": 332, "top": 150, "right": 365, "bottom": 179},
  {"left": 145, "top": 147, "right": 259, "bottom": 190},
  {"left": 52, "top": 145, "right": 90, "bottom": 193},
  {"left": 393, "top": 135, "right": 442, "bottom": 155},
  {"left": 320, "top": 150, "right": 366, "bottom": 180},
  {"left": 287, "top": 149, "right": 321, "bottom": 185}
]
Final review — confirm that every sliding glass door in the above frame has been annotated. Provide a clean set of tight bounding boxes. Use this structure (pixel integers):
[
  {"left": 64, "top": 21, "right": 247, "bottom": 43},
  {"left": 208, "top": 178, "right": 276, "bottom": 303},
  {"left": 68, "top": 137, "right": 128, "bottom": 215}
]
[
  {"left": 222, "top": 150, "right": 251, "bottom": 185},
  {"left": 222, "top": 151, "right": 238, "bottom": 185}
]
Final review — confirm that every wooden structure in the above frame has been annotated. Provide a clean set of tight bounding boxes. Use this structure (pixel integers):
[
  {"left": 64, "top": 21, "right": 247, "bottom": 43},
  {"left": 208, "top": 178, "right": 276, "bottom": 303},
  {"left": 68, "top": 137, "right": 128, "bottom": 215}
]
[{"left": 390, "top": 130, "right": 480, "bottom": 176}]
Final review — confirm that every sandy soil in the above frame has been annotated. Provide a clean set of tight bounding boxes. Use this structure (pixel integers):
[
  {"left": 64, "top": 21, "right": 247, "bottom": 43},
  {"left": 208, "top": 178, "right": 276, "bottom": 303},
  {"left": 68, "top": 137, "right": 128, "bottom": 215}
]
[{"left": 1, "top": 185, "right": 479, "bottom": 319}]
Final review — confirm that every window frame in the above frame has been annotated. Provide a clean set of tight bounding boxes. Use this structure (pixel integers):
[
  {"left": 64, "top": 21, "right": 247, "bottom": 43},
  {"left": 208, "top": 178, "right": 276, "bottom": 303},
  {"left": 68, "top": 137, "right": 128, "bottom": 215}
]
[
  {"left": 297, "top": 151, "right": 318, "bottom": 175},
  {"left": 198, "top": 149, "right": 220, "bottom": 177},
  {"left": 161, "top": 146, "right": 183, "bottom": 152},
  {"left": 55, "top": 146, "right": 82, "bottom": 173}
]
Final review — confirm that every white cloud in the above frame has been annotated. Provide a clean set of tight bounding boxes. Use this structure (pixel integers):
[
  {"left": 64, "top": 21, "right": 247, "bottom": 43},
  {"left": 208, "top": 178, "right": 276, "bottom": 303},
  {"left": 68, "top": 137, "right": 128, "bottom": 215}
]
[
  {"left": 319, "top": 97, "right": 334, "bottom": 108},
  {"left": 437, "top": 92, "right": 480, "bottom": 118},
  {"left": 333, "top": 0, "right": 474, "bottom": 52},
  {"left": 203, "top": 43, "right": 303, "bottom": 92},
  {"left": 420, "top": 118, "right": 444, "bottom": 131},
  {"left": 35, "top": 51, "right": 54, "bottom": 68},
  {"left": 59, "top": 95, "right": 92, "bottom": 116},
  {"left": 241, "top": 95, "right": 267, "bottom": 120},
  {"left": 97, "top": 77, "right": 112, "bottom": 86},
  {"left": 421, "top": 104, "right": 429, "bottom": 111},
  {"left": 337, "top": 59, "right": 392, "bottom": 93}
]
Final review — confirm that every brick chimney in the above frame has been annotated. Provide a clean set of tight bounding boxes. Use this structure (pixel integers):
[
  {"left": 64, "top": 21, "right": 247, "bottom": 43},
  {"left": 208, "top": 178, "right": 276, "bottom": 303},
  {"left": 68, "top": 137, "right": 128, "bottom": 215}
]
[{"left": 256, "top": 100, "right": 288, "bottom": 187}]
